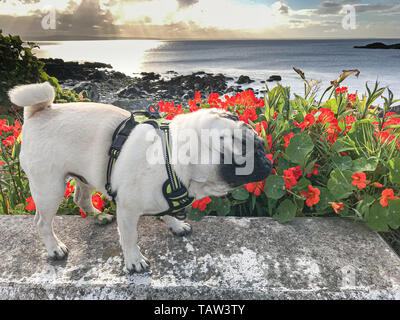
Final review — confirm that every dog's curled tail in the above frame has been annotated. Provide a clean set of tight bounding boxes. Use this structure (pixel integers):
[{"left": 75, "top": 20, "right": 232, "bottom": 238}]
[{"left": 8, "top": 82, "right": 55, "bottom": 119}]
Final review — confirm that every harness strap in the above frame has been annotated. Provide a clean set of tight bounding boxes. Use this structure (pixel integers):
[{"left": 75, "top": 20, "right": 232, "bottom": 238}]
[{"left": 105, "top": 108, "right": 193, "bottom": 220}]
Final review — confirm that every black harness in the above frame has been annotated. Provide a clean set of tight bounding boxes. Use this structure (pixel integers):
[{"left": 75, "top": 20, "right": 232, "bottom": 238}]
[{"left": 105, "top": 107, "right": 194, "bottom": 220}]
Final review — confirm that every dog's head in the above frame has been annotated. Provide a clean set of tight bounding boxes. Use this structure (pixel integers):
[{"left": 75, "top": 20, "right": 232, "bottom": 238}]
[{"left": 170, "top": 108, "right": 272, "bottom": 199}]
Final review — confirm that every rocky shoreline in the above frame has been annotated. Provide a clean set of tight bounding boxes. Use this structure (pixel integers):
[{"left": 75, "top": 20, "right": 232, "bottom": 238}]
[{"left": 40, "top": 58, "right": 269, "bottom": 110}]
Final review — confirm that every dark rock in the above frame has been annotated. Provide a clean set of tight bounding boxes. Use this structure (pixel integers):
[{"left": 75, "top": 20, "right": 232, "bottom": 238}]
[
  {"left": 236, "top": 75, "right": 254, "bottom": 84},
  {"left": 354, "top": 42, "right": 400, "bottom": 49},
  {"left": 40, "top": 58, "right": 112, "bottom": 81},
  {"left": 140, "top": 72, "right": 161, "bottom": 81},
  {"left": 72, "top": 82, "right": 100, "bottom": 102},
  {"left": 89, "top": 70, "right": 107, "bottom": 81},
  {"left": 267, "top": 75, "right": 282, "bottom": 82},
  {"left": 117, "top": 85, "right": 142, "bottom": 98}
]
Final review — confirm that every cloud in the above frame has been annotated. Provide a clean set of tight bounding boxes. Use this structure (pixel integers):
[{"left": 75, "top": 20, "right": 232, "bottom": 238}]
[{"left": 176, "top": 0, "right": 198, "bottom": 8}]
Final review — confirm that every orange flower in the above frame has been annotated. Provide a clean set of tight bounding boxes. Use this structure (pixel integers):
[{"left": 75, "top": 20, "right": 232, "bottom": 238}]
[
  {"left": 298, "top": 114, "right": 315, "bottom": 132},
  {"left": 306, "top": 164, "right": 321, "bottom": 178},
  {"left": 329, "top": 202, "right": 344, "bottom": 214},
  {"left": 255, "top": 121, "right": 268, "bottom": 136},
  {"left": 351, "top": 172, "right": 367, "bottom": 189},
  {"left": 64, "top": 181, "right": 75, "bottom": 197},
  {"left": 92, "top": 193, "right": 105, "bottom": 211},
  {"left": 380, "top": 189, "right": 399, "bottom": 207},
  {"left": 2, "top": 136, "right": 16, "bottom": 147},
  {"left": 283, "top": 169, "right": 297, "bottom": 190},
  {"left": 25, "top": 197, "right": 36, "bottom": 211},
  {"left": 192, "top": 197, "right": 212, "bottom": 211},
  {"left": 284, "top": 132, "right": 294, "bottom": 148},
  {"left": 372, "top": 182, "right": 383, "bottom": 188},
  {"left": 244, "top": 180, "right": 266, "bottom": 196},
  {"left": 301, "top": 185, "right": 320, "bottom": 207}
]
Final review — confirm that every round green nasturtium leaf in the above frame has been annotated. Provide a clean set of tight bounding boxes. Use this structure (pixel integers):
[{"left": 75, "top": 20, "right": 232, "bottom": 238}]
[
  {"left": 388, "top": 199, "right": 400, "bottom": 230},
  {"left": 365, "top": 201, "right": 390, "bottom": 232},
  {"left": 356, "top": 194, "right": 375, "bottom": 216},
  {"left": 352, "top": 158, "right": 378, "bottom": 173},
  {"left": 327, "top": 169, "right": 355, "bottom": 200},
  {"left": 331, "top": 155, "right": 352, "bottom": 170},
  {"left": 265, "top": 175, "right": 286, "bottom": 200},
  {"left": 209, "top": 197, "right": 231, "bottom": 216},
  {"left": 293, "top": 177, "right": 310, "bottom": 193},
  {"left": 277, "top": 157, "right": 291, "bottom": 175},
  {"left": 187, "top": 208, "right": 207, "bottom": 221},
  {"left": 388, "top": 158, "right": 400, "bottom": 185},
  {"left": 315, "top": 187, "right": 334, "bottom": 212},
  {"left": 273, "top": 199, "right": 297, "bottom": 223},
  {"left": 231, "top": 187, "right": 250, "bottom": 201},
  {"left": 285, "top": 133, "right": 314, "bottom": 165}
]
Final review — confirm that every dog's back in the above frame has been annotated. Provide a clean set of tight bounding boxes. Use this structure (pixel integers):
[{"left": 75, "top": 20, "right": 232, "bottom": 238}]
[{"left": 8, "top": 82, "right": 130, "bottom": 189}]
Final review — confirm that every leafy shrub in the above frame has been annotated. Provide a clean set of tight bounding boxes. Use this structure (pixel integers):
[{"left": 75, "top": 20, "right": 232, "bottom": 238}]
[
  {"left": 176, "top": 69, "right": 399, "bottom": 232},
  {"left": 0, "top": 30, "right": 45, "bottom": 110},
  {"left": 0, "top": 30, "right": 89, "bottom": 113}
]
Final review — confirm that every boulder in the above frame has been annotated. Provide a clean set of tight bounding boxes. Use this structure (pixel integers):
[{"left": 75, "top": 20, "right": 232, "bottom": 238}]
[
  {"left": 236, "top": 75, "right": 254, "bottom": 84},
  {"left": 267, "top": 75, "right": 282, "bottom": 82}
]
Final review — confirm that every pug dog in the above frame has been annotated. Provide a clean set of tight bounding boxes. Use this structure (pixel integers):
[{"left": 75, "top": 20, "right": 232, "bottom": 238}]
[{"left": 8, "top": 82, "right": 272, "bottom": 273}]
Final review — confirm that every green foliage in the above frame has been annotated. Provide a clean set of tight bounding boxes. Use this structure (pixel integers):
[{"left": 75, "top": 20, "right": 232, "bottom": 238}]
[
  {"left": 0, "top": 30, "right": 89, "bottom": 114},
  {"left": 0, "top": 30, "right": 44, "bottom": 109}
]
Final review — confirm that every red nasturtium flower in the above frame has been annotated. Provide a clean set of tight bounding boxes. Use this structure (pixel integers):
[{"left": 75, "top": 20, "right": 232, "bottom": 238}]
[
  {"left": 306, "top": 164, "right": 321, "bottom": 178},
  {"left": 64, "top": 181, "right": 75, "bottom": 197},
  {"left": 244, "top": 180, "right": 266, "bottom": 196},
  {"left": 298, "top": 114, "right": 315, "bottom": 132},
  {"left": 380, "top": 189, "right": 399, "bottom": 207},
  {"left": 284, "top": 132, "right": 294, "bottom": 148},
  {"left": 351, "top": 172, "right": 367, "bottom": 189},
  {"left": 301, "top": 185, "right": 320, "bottom": 207},
  {"left": 239, "top": 108, "right": 258, "bottom": 124},
  {"left": 92, "top": 193, "right": 105, "bottom": 211},
  {"left": 348, "top": 94, "right": 357, "bottom": 102},
  {"left": 335, "top": 87, "right": 348, "bottom": 95},
  {"left": 255, "top": 121, "right": 268, "bottom": 136},
  {"left": 329, "top": 202, "right": 344, "bottom": 214},
  {"left": 2, "top": 135, "right": 16, "bottom": 147},
  {"left": 372, "top": 182, "right": 383, "bottom": 188},
  {"left": 25, "top": 197, "right": 36, "bottom": 211},
  {"left": 283, "top": 168, "right": 299, "bottom": 190},
  {"left": 79, "top": 209, "right": 87, "bottom": 218},
  {"left": 192, "top": 197, "right": 212, "bottom": 211},
  {"left": 317, "top": 108, "right": 335, "bottom": 125}
]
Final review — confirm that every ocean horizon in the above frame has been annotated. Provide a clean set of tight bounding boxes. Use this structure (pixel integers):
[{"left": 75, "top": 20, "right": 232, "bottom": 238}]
[{"left": 34, "top": 39, "right": 400, "bottom": 100}]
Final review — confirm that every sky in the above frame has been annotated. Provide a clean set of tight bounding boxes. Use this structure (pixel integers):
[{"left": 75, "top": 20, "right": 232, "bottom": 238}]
[{"left": 0, "top": 0, "right": 399, "bottom": 40}]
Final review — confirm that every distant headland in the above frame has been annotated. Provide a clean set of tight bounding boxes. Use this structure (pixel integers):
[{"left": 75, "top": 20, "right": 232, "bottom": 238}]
[{"left": 354, "top": 42, "right": 400, "bottom": 49}]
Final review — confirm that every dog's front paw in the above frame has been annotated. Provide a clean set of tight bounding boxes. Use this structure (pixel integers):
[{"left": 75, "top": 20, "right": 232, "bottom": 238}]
[
  {"left": 125, "top": 251, "right": 150, "bottom": 273},
  {"left": 48, "top": 242, "right": 69, "bottom": 260},
  {"left": 170, "top": 222, "right": 192, "bottom": 237}
]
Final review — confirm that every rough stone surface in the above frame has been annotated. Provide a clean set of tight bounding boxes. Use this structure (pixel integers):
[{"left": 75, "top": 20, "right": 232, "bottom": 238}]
[{"left": 0, "top": 215, "right": 399, "bottom": 300}]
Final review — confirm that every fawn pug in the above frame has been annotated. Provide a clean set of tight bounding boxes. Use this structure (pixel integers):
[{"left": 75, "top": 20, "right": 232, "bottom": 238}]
[{"left": 8, "top": 82, "right": 271, "bottom": 273}]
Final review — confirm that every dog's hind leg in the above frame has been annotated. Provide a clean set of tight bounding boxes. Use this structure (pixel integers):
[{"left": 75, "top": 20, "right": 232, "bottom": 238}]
[
  {"left": 116, "top": 206, "right": 149, "bottom": 273},
  {"left": 30, "top": 177, "right": 69, "bottom": 260},
  {"left": 161, "top": 215, "right": 192, "bottom": 237},
  {"left": 72, "top": 178, "right": 114, "bottom": 224}
]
